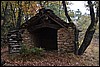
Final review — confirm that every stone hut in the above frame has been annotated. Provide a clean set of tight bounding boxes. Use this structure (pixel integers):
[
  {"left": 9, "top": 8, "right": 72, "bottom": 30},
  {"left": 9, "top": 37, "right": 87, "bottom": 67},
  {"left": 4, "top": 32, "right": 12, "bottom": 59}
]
[{"left": 20, "top": 8, "right": 79, "bottom": 54}]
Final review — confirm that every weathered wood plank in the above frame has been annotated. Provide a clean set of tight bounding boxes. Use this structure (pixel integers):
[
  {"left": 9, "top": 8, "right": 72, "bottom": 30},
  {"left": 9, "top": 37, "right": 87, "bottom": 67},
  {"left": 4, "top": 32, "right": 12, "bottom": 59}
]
[{"left": 7, "top": 30, "right": 22, "bottom": 54}]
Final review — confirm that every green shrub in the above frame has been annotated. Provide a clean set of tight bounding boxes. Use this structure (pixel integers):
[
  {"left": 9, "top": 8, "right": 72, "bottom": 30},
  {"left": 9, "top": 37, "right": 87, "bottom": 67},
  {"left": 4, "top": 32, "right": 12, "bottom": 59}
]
[
  {"left": 20, "top": 44, "right": 45, "bottom": 56},
  {"left": 19, "top": 44, "right": 31, "bottom": 55},
  {"left": 30, "top": 47, "right": 45, "bottom": 56}
]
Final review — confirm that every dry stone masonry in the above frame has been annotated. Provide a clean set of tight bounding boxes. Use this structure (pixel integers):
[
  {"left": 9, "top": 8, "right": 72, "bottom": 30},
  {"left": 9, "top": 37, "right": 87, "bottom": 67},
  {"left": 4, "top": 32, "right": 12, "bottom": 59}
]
[
  {"left": 21, "top": 29, "right": 34, "bottom": 49},
  {"left": 22, "top": 27, "right": 75, "bottom": 53},
  {"left": 57, "top": 27, "right": 75, "bottom": 53}
]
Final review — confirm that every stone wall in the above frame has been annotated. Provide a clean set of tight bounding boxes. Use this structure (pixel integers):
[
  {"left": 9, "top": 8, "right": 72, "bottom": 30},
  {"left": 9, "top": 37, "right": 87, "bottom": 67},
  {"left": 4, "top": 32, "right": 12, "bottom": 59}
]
[
  {"left": 22, "top": 27, "right": 75, "bottom": 53},
  {"left": 21, "top": 29, "right": 34, "bottom": 49},
  {"left": 57, "top": 27, "right": 75, "bottom": 53}
]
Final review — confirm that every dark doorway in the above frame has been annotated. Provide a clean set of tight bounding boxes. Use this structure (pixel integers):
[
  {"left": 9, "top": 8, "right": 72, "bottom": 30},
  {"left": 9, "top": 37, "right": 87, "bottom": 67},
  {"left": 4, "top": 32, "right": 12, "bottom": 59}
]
[{"left": 33, "top": 27, "right": 58, "bottom": 50}]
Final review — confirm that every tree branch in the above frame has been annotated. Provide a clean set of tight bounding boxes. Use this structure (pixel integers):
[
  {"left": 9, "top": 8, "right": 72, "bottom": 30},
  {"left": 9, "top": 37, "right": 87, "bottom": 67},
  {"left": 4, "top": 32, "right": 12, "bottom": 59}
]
[
  {"left": 62, "top": 1, "right": 72, "bottom": 23},
  {"left": 16, "top": 1, "right": 22, "bottom": 29},
  {"left": 88, "top": 1, "right": 95, "bottom": 25}
]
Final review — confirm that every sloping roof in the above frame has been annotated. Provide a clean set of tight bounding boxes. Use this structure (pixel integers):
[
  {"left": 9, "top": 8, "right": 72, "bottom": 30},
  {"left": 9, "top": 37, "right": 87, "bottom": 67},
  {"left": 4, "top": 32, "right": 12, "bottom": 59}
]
[{"left": 20, "top": 8, "right": 76, "bottom": 31}]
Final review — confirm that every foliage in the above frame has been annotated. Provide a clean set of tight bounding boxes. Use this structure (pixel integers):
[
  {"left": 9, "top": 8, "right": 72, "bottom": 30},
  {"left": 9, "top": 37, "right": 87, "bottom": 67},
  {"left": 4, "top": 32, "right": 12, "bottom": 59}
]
[
  {"left": 1, "top": 1, "right": 40, "bottom": 26},
  {"left": 77, "top": 14, "right": 91, "bottom": 31},
  {"left": 1, "top": 1, "right": 41, "bottom": 43},
  {"left": 76, "top": 10, "right": 99, "bottom": 45},
  {"left": 41, "top": 1, "right": 73, "bottom": 22},
  {"left": 30, "top": 47, "right": 45, "bottom": 56},
  {"left": 19, "top": 44, "right": 45, "bottom": 56},
  {"left": 42, "top": 1, "right": 66, "bottom": 21},
  {"left": 19, "top": 44, "right": 30, "bottom": 55},
  {"left": 68, "top": 10, "right": 75, "bottom": 18}
]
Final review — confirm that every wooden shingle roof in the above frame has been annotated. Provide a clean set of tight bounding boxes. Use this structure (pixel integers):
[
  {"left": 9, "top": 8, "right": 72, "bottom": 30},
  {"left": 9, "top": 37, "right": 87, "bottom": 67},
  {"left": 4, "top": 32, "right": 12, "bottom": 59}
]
[{"left": 20, "top": 8, "right": 76, "bottom": 32}]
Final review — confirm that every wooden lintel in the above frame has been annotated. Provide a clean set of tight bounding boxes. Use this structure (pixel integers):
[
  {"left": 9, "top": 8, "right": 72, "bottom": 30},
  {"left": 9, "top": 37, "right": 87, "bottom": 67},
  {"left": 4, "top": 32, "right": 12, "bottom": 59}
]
[{"left": 28, "top": 23, "right": 61, "bottom": 32}]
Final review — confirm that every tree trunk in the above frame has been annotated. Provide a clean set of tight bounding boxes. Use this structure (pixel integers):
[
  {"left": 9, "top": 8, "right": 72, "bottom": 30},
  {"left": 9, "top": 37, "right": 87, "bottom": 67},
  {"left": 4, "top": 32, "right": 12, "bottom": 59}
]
[
  {"left": 16, "top": 1, "right": 22, "bottom": 29},
  {"left": 62, "top": 1, "right": 72, "bottom": 23},
  {"left": 62, "top": 1, "right": 80, "bottom": 54},
  {"left": 10, "top": 3, "right": 16, "bottom": 28},
  {"left": 2, "top": 2, "right": 8, "bottom": 27},
  {"left": 78, "top": 1, "right": 99, "bottom": 55}
]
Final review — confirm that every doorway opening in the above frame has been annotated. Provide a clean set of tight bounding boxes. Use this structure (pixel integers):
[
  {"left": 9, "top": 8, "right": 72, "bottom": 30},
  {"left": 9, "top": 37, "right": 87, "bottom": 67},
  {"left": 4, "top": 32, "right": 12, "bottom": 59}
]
[{"left": 32, "top": 27, "right": 58, "bottom": 50}]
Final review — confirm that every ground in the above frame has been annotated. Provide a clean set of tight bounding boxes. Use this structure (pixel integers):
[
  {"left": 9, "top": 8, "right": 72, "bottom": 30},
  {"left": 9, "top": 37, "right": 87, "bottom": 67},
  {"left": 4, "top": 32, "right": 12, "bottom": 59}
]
[{"left": 1, "top": 38, "right": 99, "bottom": 66}]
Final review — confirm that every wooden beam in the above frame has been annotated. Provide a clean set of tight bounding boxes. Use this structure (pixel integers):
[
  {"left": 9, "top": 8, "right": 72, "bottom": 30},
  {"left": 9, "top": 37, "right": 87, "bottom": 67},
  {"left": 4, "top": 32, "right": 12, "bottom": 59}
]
[
  {"left": 46, "top": 14, "right": 71, "bottom": 32},
  {"left": 28, "top": 23, "right": 61, "bottom": 32}
]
